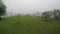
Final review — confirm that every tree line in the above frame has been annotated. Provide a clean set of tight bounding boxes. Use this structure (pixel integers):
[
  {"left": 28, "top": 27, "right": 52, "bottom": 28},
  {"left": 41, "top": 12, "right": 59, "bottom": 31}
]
[{"left": 42, "top": 9, "right": 60, "bottom": 20}]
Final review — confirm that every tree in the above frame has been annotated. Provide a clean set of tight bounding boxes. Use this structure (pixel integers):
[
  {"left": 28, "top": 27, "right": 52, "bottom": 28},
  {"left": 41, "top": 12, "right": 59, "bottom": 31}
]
[
  {"left": 42, "top": 11, "right": 49, "bottom": 18},
  {"left": 0, "top": 0, "right": 6, "bottom": 20},
  {"left": 53, "top": 9, "right": 60, "bottom": 19}
]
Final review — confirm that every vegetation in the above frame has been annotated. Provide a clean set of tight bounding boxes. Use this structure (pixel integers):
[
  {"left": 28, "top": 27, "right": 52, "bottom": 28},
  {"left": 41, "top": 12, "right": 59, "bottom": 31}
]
[
  {"left": 0, "top": 0, "right": 6, "bottom": 20},
  {"left": 0, "top": 0, "right": 60, "bottom": 34},
  {"left": 0, "top": 16, "right": 60, "bottom": 34},
  {"left": 42, "top": 9, "right": 60, "bottom": 19}
]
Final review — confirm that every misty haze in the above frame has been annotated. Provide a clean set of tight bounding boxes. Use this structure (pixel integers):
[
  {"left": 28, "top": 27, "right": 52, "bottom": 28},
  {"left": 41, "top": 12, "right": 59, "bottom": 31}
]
[
  {"left": 0, "top": 0, "right": 60, "bottom": 34},
  {"left": 3, "top": 0, "right": 60, "bottom": 16}
]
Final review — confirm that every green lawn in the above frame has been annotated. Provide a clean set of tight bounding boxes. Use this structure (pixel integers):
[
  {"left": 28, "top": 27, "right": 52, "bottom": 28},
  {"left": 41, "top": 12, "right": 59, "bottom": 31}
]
[{"left": 0, "top": 16, "right": 60, "bottom": 34}]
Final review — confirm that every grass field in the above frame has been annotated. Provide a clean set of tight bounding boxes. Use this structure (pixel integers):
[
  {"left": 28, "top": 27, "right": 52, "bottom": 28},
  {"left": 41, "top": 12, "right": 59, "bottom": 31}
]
[{"left": 0, "top": 16, "right": 60, "bottom": 34}]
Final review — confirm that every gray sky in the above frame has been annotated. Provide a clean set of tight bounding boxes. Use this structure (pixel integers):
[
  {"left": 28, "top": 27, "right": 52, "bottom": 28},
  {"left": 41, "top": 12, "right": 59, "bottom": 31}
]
[{"left": 3, "top": 0, "right": 60, "bottom": 15}]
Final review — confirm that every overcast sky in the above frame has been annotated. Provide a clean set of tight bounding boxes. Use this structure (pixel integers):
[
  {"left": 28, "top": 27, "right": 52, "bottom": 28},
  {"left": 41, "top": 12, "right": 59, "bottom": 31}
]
[{"left": 3, "top": 0, "right": 60, "bottom": 15}]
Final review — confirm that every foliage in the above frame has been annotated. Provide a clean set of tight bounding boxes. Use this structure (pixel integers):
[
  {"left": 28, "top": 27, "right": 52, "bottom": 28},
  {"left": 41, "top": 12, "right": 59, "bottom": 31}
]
[
  {"left": 42, "top": 9, "right": 60, "bottom": 20},
  {"left": 0, "top": 0, "right": 6, "bottom": 20},
  {"left": 53, "top": 9, "right": 60, "bottom": 19}
]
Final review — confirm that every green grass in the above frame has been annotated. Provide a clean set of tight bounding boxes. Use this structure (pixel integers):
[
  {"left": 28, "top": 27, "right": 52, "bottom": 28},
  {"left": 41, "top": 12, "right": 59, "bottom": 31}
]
[{"left": 0, "top": 16, "right": 60, "bottom": 34}]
